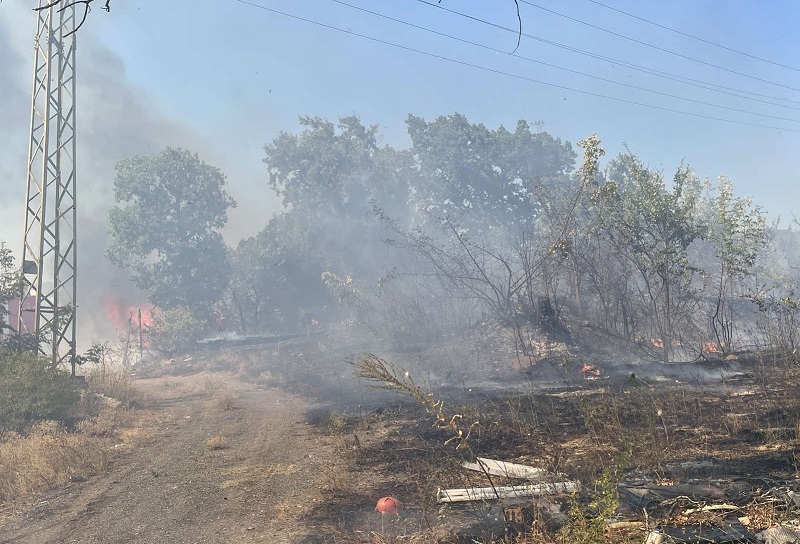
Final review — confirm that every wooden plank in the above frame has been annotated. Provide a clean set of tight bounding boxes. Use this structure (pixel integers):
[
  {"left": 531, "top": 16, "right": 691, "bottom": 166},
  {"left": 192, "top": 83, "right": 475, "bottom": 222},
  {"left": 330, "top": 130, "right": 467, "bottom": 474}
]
[
  {"left": 437, "top": 481, "right": 579, "bottom": 503},
  {"left": 462, "top": 458, "right": 551, "bottom": 480}
]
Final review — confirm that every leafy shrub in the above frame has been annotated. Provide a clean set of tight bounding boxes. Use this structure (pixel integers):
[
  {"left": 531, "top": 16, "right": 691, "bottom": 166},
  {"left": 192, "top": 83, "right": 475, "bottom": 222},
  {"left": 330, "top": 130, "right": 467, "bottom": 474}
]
[
  {"left": 0, "top": 351, "right": 81, "bottom": 433},
  {"left": 148, "top": 307, "right": 206, "bottom": 356},
  {"left": 558, "top": 450, "right": 631, "bottom": 544}
]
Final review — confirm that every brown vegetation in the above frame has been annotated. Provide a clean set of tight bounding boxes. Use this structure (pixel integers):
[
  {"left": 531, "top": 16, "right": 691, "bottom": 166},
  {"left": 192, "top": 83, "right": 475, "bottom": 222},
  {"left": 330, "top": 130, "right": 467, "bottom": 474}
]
[
  {"left": 205, "top": 433, "right": 228, "bottom": 451},
  {"left": 308, "top": 353, "right": 800, "bottom": 543},
  {"left": 0, "top": 361, "right": 143, "bottom": 510}
]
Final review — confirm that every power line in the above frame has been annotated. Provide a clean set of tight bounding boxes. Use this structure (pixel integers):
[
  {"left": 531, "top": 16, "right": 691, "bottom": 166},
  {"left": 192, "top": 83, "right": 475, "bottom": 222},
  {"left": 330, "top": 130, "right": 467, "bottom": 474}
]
[
  {"left": 584, "top": 0, "right": 800, "bottom": 73},
  {"left": 414, "top": 0, "right": 800, "bottom": 106},
  {"left": 328, "top": 0, "right": 800, "bottom": 122},
  {"left": 519, "top": 0, "right": 800, "bottom": 93},
  {"left": 227, "top": 0, "right": 800, "bottom": 133}
]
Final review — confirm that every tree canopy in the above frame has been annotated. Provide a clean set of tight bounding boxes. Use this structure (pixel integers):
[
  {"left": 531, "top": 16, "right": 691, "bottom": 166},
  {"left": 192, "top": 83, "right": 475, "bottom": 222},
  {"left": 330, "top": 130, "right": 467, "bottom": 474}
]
[
  {"left": 107, "top": 147, "right": 236, "bottom": 319},
  {"left": 97, "top": 113, "right": 783, "bottom": 363},
  {"left": 407, "top": 114, "right": 576, "bottom": 229}
]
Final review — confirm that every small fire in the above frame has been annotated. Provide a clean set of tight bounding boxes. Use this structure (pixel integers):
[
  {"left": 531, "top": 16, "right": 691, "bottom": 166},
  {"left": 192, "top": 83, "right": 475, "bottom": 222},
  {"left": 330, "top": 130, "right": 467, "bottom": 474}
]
[
  {"left": 702, "top": 342, "right": 720, "bottom": 353},
  {"left": 102, "top": 297, "right": 154, "bottom": 330},
  {"left": 581, "top": 363, "right": 601, "bottom": 379},
  {"left": 649, "top": 338, "right": 682, "bottom": 349}
]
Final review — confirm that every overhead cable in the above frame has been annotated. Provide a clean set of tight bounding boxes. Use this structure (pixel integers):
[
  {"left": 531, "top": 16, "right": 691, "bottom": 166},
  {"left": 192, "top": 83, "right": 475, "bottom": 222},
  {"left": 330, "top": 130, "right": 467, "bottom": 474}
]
[
  {"left": 584, "top": 0, "right": 800, "bottom": 73},
  {"left": 228, "top": 0, "right": 800, "bottom": 133}
]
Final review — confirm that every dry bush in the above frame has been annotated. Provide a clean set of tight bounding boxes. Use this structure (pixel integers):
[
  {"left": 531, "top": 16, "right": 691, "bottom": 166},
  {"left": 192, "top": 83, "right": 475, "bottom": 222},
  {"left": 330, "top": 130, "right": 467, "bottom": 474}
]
[
  {"left": 77, "top": 407, "right": 136, "bottom": 438},
  {"left": 205, "top": 433, "right": 228, "bottom": 451},
  {"left": 86, "top": 364, "right": 143, "bottom": 408},
  {"left": 0, "top": 420, "right": 107, "bottom": 504},
  {"left": 212, "top": 392, "right": 237, "bottom": 412}
]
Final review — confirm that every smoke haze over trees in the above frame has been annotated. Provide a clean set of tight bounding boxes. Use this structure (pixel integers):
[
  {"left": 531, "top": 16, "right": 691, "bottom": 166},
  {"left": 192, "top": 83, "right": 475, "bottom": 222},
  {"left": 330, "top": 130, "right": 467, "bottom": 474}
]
[
  {"left": 100, "top": 111, "right": 793, "bottom": 365},
  {"left": 2, "top": 103, "right": 797, "bottom": 363}
]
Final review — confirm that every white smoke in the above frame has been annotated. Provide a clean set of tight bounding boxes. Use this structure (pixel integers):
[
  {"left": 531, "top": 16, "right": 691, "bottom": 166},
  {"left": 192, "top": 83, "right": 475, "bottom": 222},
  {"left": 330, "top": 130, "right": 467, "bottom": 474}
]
[{"left": 0, "top": 4, "right": 235, "bottom": 348}]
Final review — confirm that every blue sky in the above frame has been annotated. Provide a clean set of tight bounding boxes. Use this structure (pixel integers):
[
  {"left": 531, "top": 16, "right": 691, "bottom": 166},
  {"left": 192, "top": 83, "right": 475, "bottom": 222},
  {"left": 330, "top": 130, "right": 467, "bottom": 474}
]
[
  {"left": 6, "top": 0, "right": 800, "bottom": 231},
  {"left": 82, "top": 0, "right": 800, "bottom": 223}
]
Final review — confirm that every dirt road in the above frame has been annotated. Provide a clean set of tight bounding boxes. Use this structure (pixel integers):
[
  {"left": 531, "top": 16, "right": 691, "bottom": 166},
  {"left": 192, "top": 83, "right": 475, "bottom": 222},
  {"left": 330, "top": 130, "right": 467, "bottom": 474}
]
[{"left": 0, "top": 371, "right": 332, "bottom": 544}]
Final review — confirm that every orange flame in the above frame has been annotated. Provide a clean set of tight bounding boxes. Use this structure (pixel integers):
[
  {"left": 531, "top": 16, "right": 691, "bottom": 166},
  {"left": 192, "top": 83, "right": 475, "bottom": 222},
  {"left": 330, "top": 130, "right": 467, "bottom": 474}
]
[
  {"left": 582, "top": 363, "right": 601, "bottom": 378},
  {"left": 102, "top": 297, "right": 154, "bottom": 330},
  {"left": 702, "top": 342, "right": 720, "bottom": 353},
  {"left": 649, "top": 338, "right": 682, "bottom": 348}
]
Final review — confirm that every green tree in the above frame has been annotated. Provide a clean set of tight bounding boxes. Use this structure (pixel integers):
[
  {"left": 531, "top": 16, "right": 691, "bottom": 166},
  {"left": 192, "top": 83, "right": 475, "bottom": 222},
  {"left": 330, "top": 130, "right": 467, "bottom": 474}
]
[
  {"left": 0, "top": 243, "right": 21, "bottom": 334},
  {"left": 225, "top": 213, "right": 332, "bottom": 334},
  {"left": 107, "top": 148, "right": 236, "bottom": 320},
  {"left": 700, "top": 177, "right": 766, "bottom": 352},
  {"left": 148, "top": 307, "right": 206, "bottom": 356},
  {"left": 593, "top": 152, "right": 704, "bottom": 362},
  {"left": 265, "top": 115, "right": 414, "bottom": 221},
  {"left": 406, "top": 114, "right": 576, "bottom": 230},
  {"left": 264, "top": 115, "right": 418, "bottom": 284}
]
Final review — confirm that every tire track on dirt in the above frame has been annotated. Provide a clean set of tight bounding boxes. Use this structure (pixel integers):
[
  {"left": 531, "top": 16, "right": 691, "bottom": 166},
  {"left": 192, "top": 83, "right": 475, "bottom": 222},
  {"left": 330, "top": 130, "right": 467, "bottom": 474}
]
[{"left": 0, "top": 372, "right": 331, "bottom": 544}]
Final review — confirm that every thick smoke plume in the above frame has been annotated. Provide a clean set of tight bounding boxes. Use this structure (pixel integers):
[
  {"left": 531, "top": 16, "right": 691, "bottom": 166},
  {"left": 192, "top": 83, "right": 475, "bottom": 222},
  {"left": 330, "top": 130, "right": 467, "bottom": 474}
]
[{"left": 0, "top": 5, "right": 207, "bottom": 348}]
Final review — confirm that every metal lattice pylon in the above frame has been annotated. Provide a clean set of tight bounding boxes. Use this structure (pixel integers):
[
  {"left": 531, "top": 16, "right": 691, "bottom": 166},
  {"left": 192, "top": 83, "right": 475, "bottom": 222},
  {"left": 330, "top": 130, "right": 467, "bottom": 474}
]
[{"left": 18, "top": 1, "right": 78, "bottom": 374}]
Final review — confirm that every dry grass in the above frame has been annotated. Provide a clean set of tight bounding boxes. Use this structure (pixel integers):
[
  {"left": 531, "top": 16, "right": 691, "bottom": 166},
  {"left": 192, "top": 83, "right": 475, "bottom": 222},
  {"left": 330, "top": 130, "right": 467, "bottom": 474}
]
[
  {"left": 328, "top": 410, "right": 351, "bottom": 433},
  {"left": 212, "top": 392, "right": 237, "bottom": 412},
  {"left": 77, "top": 406, "right": 137, "bottom": 438},
  {"left": 205, "top": 433, "right": 228, "bottom": 451},
  {"left": 0, "top": 357, "right": 147, "bottom": 508},
  {"left": 213, "top": 351, "right": 265, "bottom": 378},
  {"left": 0, "top": 420, "right": 108, "bottom": 504},
  {"left": 317, "top": 355, "right": 800, "bottom": 544},
  {"left": 362, "top": 526, "right": 458, "bottom": 543},
  {"left": 85, "top": 364, "right": 144, "bottom": 408},
  {"left": 221, "top": 463, "right": 301, "bottom": 490},
  {"left": 203, "top": 377, "right": 223, "bottom": 396}
]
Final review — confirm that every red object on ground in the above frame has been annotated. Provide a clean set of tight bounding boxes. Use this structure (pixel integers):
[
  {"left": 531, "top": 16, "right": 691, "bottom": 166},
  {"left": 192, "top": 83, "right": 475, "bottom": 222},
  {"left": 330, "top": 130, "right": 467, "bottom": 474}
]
[{"left": 375, "top": 496, "right": 401, "bottom": 515}]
